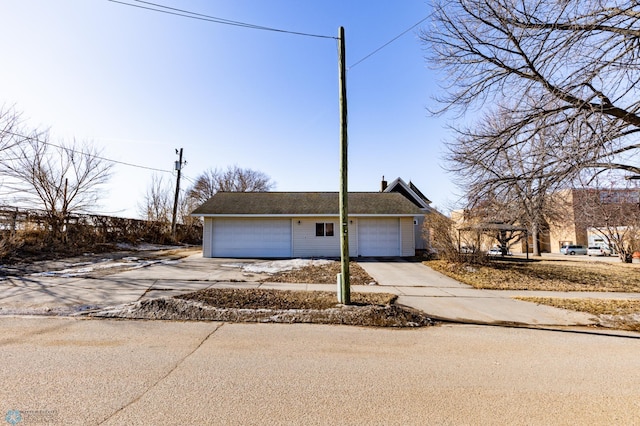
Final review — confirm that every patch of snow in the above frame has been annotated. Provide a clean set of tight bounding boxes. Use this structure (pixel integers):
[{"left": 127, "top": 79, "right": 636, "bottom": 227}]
[
  {"left": 31, "top": 258, "right": 180, "bottom": 278},
  {"left": 222, "top": 259, "right": 334, "bottom": 274},
  {"left": 220, "top": 262, "right": 250, "bottom": 269},
  {"left": 67, "top": 261, "right": 97, "bottom": 267},
  {"left": 599, "top": 313, "right": 640, "bottom": 329},
  {"left": 116, "top": 243, "right": 183, "bottom": 251}
]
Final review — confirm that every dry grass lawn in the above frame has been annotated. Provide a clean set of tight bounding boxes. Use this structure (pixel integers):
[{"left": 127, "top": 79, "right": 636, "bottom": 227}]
[
  {"left": 264, "top": 261, "right": 375, "bottom": 286},
  {"left": 426, "top": 259, "right": 640, "bottom": 292},
  {"left": 178, "top": 288, "right": 396, "bottom": 310}
]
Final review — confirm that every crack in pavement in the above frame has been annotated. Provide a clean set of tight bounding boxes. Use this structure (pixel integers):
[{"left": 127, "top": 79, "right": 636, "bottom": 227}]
[
  {"left": 137, "top": 280, "right": 159, "bottom": 301},
  {"left": 98, "top": 322, "right": 225, "bottom": 425}
]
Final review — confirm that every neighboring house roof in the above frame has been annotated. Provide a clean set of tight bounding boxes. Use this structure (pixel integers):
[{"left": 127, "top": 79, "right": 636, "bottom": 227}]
[
  {"left": 383, "top": 177, "right": 431, "bottom": 209},
  {"left": 191, "top": 192, "right": 423, "bottom": 216}
]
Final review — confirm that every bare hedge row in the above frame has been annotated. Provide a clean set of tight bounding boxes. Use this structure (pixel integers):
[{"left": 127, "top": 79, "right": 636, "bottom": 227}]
[{"left": 0, "top": 207, "right": 202, "bottom": 259}]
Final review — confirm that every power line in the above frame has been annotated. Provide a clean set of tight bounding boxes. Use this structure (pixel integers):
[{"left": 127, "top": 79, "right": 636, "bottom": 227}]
[
  {"left": 348, "top": 15, "right": 430, "bottom": 70},
  {"left": 132, "top": 0, "right": 288, "bottom": 29},
  {"left": 108, "top": 0, "right": 336, "bottom": 40},
  {"left": 1, "top": 130, "right": 173, "bottom": 173},
  {"left": 113, "top": 1, "right": 429, "bottom": 70},
  {"left": 181, "top": 174, "right": 197, "bottom": 185}
]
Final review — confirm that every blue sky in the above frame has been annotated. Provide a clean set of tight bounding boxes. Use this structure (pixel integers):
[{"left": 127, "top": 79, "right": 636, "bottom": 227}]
[{"left": 0, "top": 0, "right": 460, "bottom": 218}]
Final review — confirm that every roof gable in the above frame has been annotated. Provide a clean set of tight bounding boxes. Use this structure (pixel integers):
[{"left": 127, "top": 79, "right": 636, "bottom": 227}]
[
  {"left": 383, "top": 178, "right": 431, "bottom": 209},
  {"left": 191, "top": 192, "right": 424, "bottom": 216}
]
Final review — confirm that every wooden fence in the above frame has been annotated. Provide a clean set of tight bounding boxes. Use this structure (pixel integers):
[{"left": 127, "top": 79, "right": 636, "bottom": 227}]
[{"left": 0, "top": 206, "right": 202, "bottom": 245}]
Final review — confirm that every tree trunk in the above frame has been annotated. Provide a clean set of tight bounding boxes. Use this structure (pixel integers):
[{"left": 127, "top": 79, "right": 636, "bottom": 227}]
[{"left": 532, "top": 222, "right": 540, "bottom": 257}]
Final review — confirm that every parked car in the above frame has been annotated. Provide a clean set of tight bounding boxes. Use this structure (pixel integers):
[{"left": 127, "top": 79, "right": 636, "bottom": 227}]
[
  {"left": 587, "top": 246, "right": 611, "bottom": 256},
  {"left": 560, "top": 245, "right": 587, "bottom": 255},
  {"left": 487, "top": 247, "right": 511, "bottom": 256}
]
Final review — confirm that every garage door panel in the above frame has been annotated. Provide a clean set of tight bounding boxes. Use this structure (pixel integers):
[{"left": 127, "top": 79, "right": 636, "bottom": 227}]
[
  {"left": 358, "top": 218, "right": 400, "bottom": 257},
  {"left": 212, "top": 219, "right": 291, "bottom": 258}
]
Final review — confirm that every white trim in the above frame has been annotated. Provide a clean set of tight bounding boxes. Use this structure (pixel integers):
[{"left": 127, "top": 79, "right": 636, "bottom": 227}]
[{"left": 383, "top": 177, "right": 430, "bottom": 209}]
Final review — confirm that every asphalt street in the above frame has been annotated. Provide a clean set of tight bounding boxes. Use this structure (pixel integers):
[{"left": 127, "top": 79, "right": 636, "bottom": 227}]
[
  {"left": 1, "top": 317, "right": 639, "bottom": 425},
  {"left": 2, "top": 253, "right": 640, "bottom": 424}
]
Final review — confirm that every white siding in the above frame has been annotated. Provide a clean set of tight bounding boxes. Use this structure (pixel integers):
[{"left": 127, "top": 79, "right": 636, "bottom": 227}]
[
  {"left": 202, "top": 216, "right": 411, "bottom": 258},
  {"left": 292, "top": 218, "right": 340, "bottom": 257},
  {"left": 348, "top": 220, "right": 358, "bottom": 256},
  {"left": 401, "top": 217, "right": 415, "bottom": 256}
]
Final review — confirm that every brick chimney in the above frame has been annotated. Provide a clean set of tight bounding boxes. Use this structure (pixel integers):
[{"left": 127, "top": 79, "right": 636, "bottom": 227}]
[{"left": 381, "top": 176, "right": 388, "bottom": 192}]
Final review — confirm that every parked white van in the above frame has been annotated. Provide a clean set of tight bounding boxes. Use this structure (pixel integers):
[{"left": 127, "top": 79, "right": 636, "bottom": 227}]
[{"left": 560, "top": 245, "right": 587, "bottom": 255}]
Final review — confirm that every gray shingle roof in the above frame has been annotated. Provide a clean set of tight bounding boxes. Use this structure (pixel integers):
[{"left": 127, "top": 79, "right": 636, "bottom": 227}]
[{"left": 191, "top": 192, "right": 423, "bottom": 216}]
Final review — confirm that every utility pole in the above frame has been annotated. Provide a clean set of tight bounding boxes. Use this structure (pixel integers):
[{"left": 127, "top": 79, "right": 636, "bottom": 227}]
[
  {"left": 337, "top": 26, "right": 350, "bottom": 304},
  {"left": 171, "top": 148, "right": 184, "bottom": 241},
  {"left": 62, "top": 177, "right": 68, "bottom": 243}
]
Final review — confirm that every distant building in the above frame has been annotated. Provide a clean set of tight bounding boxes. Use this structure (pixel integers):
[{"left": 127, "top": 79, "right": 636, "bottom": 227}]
[
  {"left": 452, "top": 188, "right": 639, "bottom": 254},
  {"left": 547, "top": 188, "right": 639, "bottom": 253}
]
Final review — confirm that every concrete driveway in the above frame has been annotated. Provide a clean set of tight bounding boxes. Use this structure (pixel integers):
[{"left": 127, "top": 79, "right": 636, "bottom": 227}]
[
  {"left": 357, "top": 260, "right": 600, "bottom": 326},
  {"left": 0, "top": 255, "right": 267, "bottom": 315}
]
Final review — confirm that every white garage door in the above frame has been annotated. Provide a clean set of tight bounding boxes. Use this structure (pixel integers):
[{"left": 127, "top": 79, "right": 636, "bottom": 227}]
[
  {"left": 358, "top": 218, "right": 400, "bottom": 257},
  {"left": 212, "top": 219, "right": 292, "bottom": 258}
]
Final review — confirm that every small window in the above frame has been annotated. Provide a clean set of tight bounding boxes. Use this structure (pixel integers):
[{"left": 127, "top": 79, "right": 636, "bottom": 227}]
[
  {"left": 325, "top": 223, "right": 334, "bottom": 236},
  {"left": 315, "top": 222, "right": 334, "bottom": 237}
]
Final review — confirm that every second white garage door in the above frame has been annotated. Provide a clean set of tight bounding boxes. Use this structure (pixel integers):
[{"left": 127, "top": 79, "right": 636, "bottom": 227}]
[
  {"left": 212, "top": 219, "right": 292, "bottom": 258},
  {"left": 358, "top": 218, "right": 401, "bottom": 257}
]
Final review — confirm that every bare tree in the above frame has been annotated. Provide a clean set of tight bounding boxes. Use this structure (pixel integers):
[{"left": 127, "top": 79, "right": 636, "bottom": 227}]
[
  {"left": 139, "top": 174, "right": 173, "bottom": 223},
  {"left": 187, "top": 165, "right": 275, "bottom": 206},
  {"left": 0, "top": 106, "right": 26, "bottom": 158},
  {"left": 422, "top": 0, "right": 640, "bottom": 179},
  {"left": 0, "top": 106, "right": 36, "bottom": 197},
  {"left": 138, "top": 174, "right": 207, "bottom": 243},
  {"left": 447, "top": 106, "right": 570, "bottom": 255},
  {"left": 457, "top": 198, "right": 529, "bottom": 255},
  {"left": 2, "top": 135, "right": 112, "bottom": 239}
]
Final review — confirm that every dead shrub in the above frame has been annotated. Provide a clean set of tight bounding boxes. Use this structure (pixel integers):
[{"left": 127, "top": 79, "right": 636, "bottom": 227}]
[{"left": 423, "top": 210, "right": 487, "bottom": 264}]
